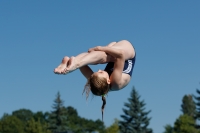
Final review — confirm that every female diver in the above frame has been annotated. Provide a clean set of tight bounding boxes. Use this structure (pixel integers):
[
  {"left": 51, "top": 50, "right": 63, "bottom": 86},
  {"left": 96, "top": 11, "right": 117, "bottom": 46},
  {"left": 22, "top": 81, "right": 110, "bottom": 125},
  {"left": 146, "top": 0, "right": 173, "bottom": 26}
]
[{"left": 54, "top": 40, "right": 136, "bottom": 120}]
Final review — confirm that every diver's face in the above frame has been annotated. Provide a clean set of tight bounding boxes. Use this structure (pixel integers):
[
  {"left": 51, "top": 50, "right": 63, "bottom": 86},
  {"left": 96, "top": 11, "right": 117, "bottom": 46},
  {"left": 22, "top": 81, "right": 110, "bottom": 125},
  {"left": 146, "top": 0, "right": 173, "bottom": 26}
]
[{"left": 93, "top": 69, "right": 109, "bottom": 79}]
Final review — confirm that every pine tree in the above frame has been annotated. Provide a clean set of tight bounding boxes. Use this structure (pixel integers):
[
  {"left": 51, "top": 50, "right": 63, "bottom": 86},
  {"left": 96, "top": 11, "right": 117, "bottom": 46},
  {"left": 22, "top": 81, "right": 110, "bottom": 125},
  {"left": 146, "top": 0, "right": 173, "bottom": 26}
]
[
  {"left": 48, "top": 92, "right": 68, "bottom": 132},
  {"left": 193, "top": 85, "right": 200, "bottom": 129},
  {"left": 119, "top": 87, "right": 153, "bottom": 133},
  {"left": 181, "top": 94, "right": 196, "bottom": 118}
]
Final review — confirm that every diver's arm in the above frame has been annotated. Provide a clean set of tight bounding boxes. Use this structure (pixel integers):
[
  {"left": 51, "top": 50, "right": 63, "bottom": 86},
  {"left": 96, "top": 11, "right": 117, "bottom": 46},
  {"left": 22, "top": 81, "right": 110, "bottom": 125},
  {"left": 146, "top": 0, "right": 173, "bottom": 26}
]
[
  {"left": 88, "top": 46, "right": 124, "bottom": 59},
  {"left": 75, "top": 51, "right": 109, "bottom": 67},
  {"left": 106, "top": 42, "right": 117, "bottom": 47},
  {"left": 79, "top": 65, "right": 93, "bottom": 79}
]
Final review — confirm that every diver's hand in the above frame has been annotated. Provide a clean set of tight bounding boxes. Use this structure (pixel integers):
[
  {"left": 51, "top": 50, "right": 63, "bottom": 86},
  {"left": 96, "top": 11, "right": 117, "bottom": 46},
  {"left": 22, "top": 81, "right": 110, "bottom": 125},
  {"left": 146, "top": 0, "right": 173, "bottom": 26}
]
[{"left": 88, "top": 46, "right": 102, "bottom": 52}]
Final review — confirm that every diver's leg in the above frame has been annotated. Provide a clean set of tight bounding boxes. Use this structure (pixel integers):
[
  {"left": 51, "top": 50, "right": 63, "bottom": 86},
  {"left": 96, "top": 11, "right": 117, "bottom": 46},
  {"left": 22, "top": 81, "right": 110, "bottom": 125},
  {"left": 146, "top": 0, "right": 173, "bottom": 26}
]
[{"left": 111, "top": 40, "right": 135, "bottom": 60}]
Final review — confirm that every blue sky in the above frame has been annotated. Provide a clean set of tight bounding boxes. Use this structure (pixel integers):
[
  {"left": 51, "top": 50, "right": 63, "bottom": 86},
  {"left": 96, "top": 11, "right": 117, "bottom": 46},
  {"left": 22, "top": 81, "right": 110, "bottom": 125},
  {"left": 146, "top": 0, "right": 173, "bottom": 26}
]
[{"left": 0, "top": 1, "right": 200, "bottom": 132}]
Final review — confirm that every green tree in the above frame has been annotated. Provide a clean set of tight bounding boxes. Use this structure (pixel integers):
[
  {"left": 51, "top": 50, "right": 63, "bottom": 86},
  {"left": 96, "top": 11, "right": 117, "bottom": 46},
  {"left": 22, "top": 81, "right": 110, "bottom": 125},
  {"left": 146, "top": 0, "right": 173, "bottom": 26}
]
[
  {"left": 64, "top": 106, "right": 105, "bottom": 133},
  {"left": 48, "top": 92, "right": 68, "bottom": 132},
  {"left": 84, "top": 119, "right": 105, "bottom": 133},
  {"left": 93, "top": 119, "right": 106, "bottom": 133},
  {"left": 25, "top": 118, "right": 52, "bottom": 133},
  {"left": 181, "top": 94, "right": 196, "bottom": 117},
  {"left": 25, "top": 118, "right": 43, "bottom": 133},
  {"left": 106, "top": 119, "right": 119, "bottom": 133},
  {"left": 12, "top": 108, "right": 33, "bottom": 125},
  {"left": 0, "top": 114, "right": 24, "bottom": 133},
  {"left": 173, "top": 114, "right": 199, "bottom": 133},
  {"left": 119, "top": 87, "right": 153, "bottom": 133},
  {"left": 163, "top": 124, "right": 173, "bottom": 133},
  {"left": 193, "top": 86, "right": 200, "bottom": 129},
  {"left": 64, "top": 106, "right": 81, "bottom": 132},
  {"left": 33, "top": 111, "right": 49, "bottom": 124}
]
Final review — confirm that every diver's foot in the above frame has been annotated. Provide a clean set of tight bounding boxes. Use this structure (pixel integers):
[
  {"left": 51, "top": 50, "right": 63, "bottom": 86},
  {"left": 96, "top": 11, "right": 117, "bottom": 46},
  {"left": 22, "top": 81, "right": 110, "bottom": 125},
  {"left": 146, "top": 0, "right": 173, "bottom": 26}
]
[
  {"left": 54, "top": 56, "right": 69, "bottom": 74},
  {"left": 62, "top": 56, "right": 77, "bottom": 74}
]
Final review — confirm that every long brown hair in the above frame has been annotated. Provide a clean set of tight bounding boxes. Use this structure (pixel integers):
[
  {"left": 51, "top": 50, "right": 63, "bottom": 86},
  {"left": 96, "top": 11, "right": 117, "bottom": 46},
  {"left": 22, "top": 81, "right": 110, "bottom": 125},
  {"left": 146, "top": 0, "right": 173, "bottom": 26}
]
[
  {"left": 83, "top": 74, "right": 109, "bottom": 121},
  {"left": 101, "top": 95, "right": 106, "bottom": 121}
]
